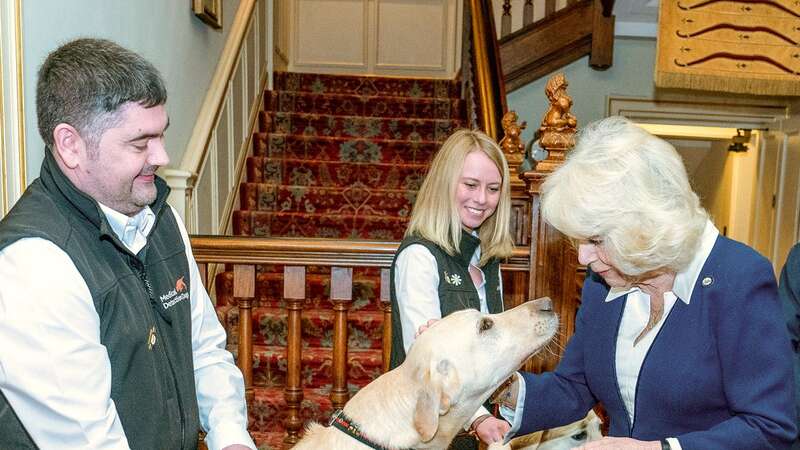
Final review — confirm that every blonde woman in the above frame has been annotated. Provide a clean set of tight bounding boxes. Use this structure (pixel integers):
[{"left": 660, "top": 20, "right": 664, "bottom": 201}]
[
  {"left": 389, "top": 129, "right": 514, "bottom": 449},
  {"left": 500, "top": 116, "right": 797, "bottom": 450}
]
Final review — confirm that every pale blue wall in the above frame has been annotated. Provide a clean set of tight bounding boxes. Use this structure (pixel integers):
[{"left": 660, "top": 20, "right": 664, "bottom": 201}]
[
  {"left": 508, "top": 37, "right": 657, "bottom": 143},
  {"left": 22, "top": 0, "right": 241, "bottom": 182}
]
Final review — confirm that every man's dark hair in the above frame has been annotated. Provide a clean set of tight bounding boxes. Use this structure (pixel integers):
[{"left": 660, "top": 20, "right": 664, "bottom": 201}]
[{"left": 36, "top": 38, "right": 167, "bottom": 150}]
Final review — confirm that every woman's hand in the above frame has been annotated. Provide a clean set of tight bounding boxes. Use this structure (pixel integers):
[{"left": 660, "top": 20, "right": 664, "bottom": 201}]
[
  {"left": 473, "top": 416, "right": 511, "bottom": 444},
  {"left": 415, "top": 318, "right": 440, "bottom": 338},
  {"left": 575, "top": 437, "right": 661, "bottom": 449}
]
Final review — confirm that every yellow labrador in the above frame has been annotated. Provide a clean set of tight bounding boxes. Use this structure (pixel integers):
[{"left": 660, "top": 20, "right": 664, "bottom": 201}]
[
  {"left": 291, "top": 298, "right": 559, "bottom": 449},
  {"left": 509, "top": 410, "right": 602, "bottom": 450}
]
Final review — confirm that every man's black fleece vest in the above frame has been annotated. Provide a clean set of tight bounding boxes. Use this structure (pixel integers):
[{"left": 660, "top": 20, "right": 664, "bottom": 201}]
[
  {"left": 0, "top": 151, "right": 200, "bottom": 450},
  {"left": 388, "top": 231, "right": 503, "bottom": 370}
]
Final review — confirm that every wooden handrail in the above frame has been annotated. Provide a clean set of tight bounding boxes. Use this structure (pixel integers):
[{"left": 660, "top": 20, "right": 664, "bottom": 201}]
[
  {"left": 468, "top": 0, "right": 508, "bottom": 141},
  {"left": 180, "top": 0, "right": 257, "bottom": 174},
  {"left": 190, "top": 235, "right": 531, "bottom": 270}
]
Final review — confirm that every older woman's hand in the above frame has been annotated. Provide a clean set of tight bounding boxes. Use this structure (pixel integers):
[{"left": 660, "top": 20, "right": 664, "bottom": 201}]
[
  {"left": 474, "top": 416, "right": 511, "bottom": 444},
  {"left": 575, "top": 437, "right": 661, "bottom": 449}
]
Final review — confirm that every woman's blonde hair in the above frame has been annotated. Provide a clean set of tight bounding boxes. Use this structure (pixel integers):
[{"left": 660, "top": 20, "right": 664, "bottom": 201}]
[
  {"left": 541, "top": 116, "right": 708, "bottom": 276},
  {"left": 405, "top": 129, "right": 514, "bottom": 265}
]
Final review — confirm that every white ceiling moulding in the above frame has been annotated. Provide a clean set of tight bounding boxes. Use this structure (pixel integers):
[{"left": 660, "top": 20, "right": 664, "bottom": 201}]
[
  {"left": 608, "top": 96, "right": 788, "bottom": 131},
  {"left": 637, "top": 124, "right": 739, "bottom": 141}
]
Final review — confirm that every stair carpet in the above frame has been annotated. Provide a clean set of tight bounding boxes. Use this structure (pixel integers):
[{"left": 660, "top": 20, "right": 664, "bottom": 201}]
[{"left": 222, "top": 71, "right": 464, "bottom": 449}]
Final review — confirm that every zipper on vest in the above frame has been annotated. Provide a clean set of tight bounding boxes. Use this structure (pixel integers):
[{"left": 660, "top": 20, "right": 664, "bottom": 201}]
[{"left": 133, "top": 261, "right": 187, "bottom": 450}]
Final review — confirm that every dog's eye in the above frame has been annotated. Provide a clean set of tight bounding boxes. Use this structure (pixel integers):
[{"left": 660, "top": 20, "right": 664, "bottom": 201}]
[
  {"left": 571, "top": 431, "right": 587, "bottom": 441},
  {"left": 478, "top": 318, "right": 494, "bottom": 333}
]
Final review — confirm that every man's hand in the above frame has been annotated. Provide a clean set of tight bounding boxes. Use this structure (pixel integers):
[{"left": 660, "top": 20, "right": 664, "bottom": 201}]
[
  {"left": 474, "top": 416, "right": 511, "bottom": 444},
  {"left": 575, "top": 437, "right": 661, "bottom": 449}
]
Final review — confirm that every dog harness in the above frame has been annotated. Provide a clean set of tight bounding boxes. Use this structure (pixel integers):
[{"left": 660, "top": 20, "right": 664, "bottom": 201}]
[{"left": 329, "top": 409, "right": 409, "bottom": 450}]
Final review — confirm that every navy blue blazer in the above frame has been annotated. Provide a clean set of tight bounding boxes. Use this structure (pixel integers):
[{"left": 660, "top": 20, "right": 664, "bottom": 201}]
[
  {"left": 519, "top": 235, "right": 798, "bottom": 449},
  {"left": 779, "top": 243, "right": 800, "bottom": 450}
]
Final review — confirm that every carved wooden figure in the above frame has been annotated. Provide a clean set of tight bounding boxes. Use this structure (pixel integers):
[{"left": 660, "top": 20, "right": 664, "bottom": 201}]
[
  {"left": 539, "top": 73, "right": 577, "bottom": 151},
  {"left": 499, "top": 110, "right": 527, "bottom": 168}
]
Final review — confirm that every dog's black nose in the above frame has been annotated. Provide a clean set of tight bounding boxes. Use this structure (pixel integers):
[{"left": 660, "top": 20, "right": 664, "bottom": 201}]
[{"left": 531, "top": 297, "right": 553, "bottom": 312}]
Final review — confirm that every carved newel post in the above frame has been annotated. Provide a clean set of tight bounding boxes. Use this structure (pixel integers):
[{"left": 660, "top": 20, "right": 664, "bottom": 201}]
[
  {"left": 519, "top": 73, "right": 580, "bottom": 373},
  {"left": 498, "top": 111, "right": 527, "bottom": 177}
]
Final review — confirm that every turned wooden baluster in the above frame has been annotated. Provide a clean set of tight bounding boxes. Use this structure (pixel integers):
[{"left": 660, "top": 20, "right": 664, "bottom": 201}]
[
  {"left": 380, "top": 268, "right": 392, "bottom": 373},
  {"left": 283, "top": 266, "right": 306, "bottom": 444},
  {"left": 545, "top": 0, "right": 556, "bottom": 16},
  {"left": 501, "top": 0, "right": 512, "bottom": 37},
  {"left": 523, "top": 0, "right": 533, "bottom": 26},
  {"left": 330, "top": 267, "right": 353, "bottom": 410},
  {"left": 233, "top": 265, "right": 254, "bottom": 404}
]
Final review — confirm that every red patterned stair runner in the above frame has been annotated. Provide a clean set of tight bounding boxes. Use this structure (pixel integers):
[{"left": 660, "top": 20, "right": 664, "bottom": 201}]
[{"left": 222, "top": 72, "right": 464, "bottom": 449}]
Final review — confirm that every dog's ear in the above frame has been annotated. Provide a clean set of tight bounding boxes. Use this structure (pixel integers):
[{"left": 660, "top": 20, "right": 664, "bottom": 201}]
[
  {"left": 432, "top": 359, "right": 461, "bottom": 412},
  {"left": 413, "top": 380, "right": 439, "bottom": 442},
  {"left": 412, "top": 359, "right": 462, "bottom": 442}
]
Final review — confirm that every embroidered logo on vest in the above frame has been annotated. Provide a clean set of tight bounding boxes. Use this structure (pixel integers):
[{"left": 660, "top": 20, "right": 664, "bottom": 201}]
[
  {"left": 443, "top": 271, "right": 462, "bottom": 286},
  {"left": 159, "top": 275, "right": 190, "bottom": 310},
  {"left": 176, "top": 276, "right": 187, "bottom": 292}
]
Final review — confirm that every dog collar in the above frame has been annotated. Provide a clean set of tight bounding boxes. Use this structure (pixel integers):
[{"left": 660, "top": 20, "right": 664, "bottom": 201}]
[{"left": 329, "top": 409, "right": 407, "bottom": 450}]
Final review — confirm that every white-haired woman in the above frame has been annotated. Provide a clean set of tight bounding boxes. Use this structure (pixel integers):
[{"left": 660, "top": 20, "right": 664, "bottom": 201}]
[
  {"left": 389, "top": 129, "right": 515, "bottom": 449},
  {"left": 499, "top": 116, "right": 797, "bottom": 449}
]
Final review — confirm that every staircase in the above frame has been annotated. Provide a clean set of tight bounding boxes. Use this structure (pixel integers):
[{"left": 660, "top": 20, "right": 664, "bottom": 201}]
[{"left": 220, "top": 71, "right": 466, "bottom": 449}]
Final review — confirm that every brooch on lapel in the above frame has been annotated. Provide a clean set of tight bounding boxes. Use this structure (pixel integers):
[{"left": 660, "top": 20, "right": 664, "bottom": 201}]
[{"left": 443, "top": 271, "right": 462, "bottom": 286}]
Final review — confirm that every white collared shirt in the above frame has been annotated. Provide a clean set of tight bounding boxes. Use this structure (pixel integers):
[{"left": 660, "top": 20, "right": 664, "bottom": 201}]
[
  {"left": 608, "top": 219, "right": 718, "bottom": 436},
  {"left": 98, "top": 203, "right": 155, "bottom": 253},
  {"left": 0, "top": 205, "right": 255, "bottom": 449}
]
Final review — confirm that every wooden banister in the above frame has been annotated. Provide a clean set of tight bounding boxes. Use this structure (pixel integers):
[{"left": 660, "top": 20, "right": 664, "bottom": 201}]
[
  {"left": 466, "top": 0, "right": 507, "bottom": 140},
  {"left": 190, "top": 236, "right": 531, "bottom": 271},
  {"left": 181, "top": 0, "right": 256, "bottom": 173},
  {"left": 233, "top": 264, "right": 254, "bottom": 403},
  {"left": 330, "top": 267, "right": 353, "bottom": 410},
  {"left": 498, "top": 0, "right": 615, "bottom": 92},
  {"left": 283, "top": 266, "right": 305, "bottom": 444},
  {"left": 380, "top": 268, "right": 392, "bottom": 373},
  {"left": 189, "top": 235, "right": 532, "bottom": 444}
]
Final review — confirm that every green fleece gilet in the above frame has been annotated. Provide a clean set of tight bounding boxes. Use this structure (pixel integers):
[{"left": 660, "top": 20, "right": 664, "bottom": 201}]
[{"left": 388, "top": 231, "right": 503, "bottom": 370}]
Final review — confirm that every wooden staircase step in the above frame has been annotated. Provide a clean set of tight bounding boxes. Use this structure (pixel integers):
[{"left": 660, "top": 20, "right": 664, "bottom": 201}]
[
  {"left": 264, "top": 90, "right": 464, "bottom": 120},
  {"left": 233, "top": 210, "right": 408, "bottom": 240},
  {"left": 238, "top": 182, "right": 417, "bottom": 216},
  {"left": 252, "top": 133, "right": 441, "bottom": 163},
  {"left": 260, "top": 111, "right": 463, "bottom": 142},
  {"left": 245, "top": 156, "right": 428, "bottom": 189},
  {"left": 274, "top": 71, "right": 460, "bottom": 99}
]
